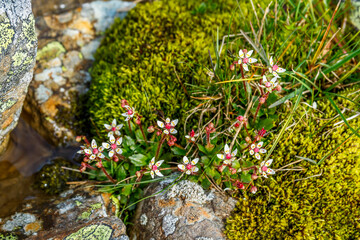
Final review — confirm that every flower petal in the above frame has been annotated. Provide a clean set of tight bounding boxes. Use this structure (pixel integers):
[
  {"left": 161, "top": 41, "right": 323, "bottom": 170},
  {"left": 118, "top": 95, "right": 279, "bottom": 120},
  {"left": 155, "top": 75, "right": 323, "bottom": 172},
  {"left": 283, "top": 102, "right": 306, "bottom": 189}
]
[
  {"left": 257, "top": 142, "right": 264, "bottom": 148},
  {"left": 171, "top": 119, "right": 178, "bottom": 127},
  {"left": 156, "top": 160, "right": 164, "bottom": 167},
  {"left": 107, "top": 132, "right": 114, "bottom": 138},
  {"left": 98, "top": 153, "right": 105, "bottom": 158},
  {"left": 178, "top": 164, "right": 185, "bottom": 171},
  {"left": 260, "top": 161, "right": 265, "bottom": 167},
  {"left": 163, "top": 129, "right": 169, "bottom": 135},
  {"left": 231, "top": 148, "right": 237, "bottom": 157},
  {"left": 248, "top": 57, "right": 257, "bottom": 64},
  {"left": 125, "top": 116, "right": 131, "bottom": 121},
  {"left": 185, "top": 170, "right": 191, "bottom": 175},
  {"left": 84, "top": 149, "right": 92, "bottom": 154},
  {"left": 267, "top": 168, "right": 275, "bottom": 175},
  {"left": 270, "top": 56, "right": 274, "bottom": 66},
  {"left": 272, "top": 71, "right": 279, "bottom": 78},
  {"left": 191, "top": 158, "right": 199, "bottom": 165},
  {"left": 262, "top": 172, "right": 268, "bottom": 178},
  {"left": 109, "top": 135, "right": 115, "bottom": 144},
  {"left": 242, "top": 63, "right": 249, "bottom": 71},
  {"left": 263, "top": 75, "right": 268, "bottom": 83},
  {"left": 150, "top": 171, "right": 155, "bottom": 179},
  {"left": 109, "top": 150, "right": 114, "bottom": 158},
  {"left": 155, "top": 170, "right": 164, "bottom": 177},
  {"left": 276, "top": 67, "right": 286, "bottom": 73},
  {"left": 150, "top": 157, "right": 155, "bottom": 166},
  {"left": 249, "top": 150, "right": 255, "bottom": 155},
  {"left": 116, "top": 124, "right": 123, "bottom": 130},
  {"left": 90, "top": 154, "right": 96, "bottom": 160},
  {"left": 157, "top": 120, "right": 165, "bottom": 128},
  {"left": 192, "top": 166, "right": 199, "bottom": 173},
  {"left": 99, "top": 146, "right": 104, "bottom": 152},
  {"left": 255, "top": 153, "right": 261, "bottom": 160},
  {"left": 224, "top": 144, "right": 230, "bottom": 154},
  {"left": 260, "top": 148, "right": 267, "bottom": 154},
  {"left": 102, "top": 142, "right": 110, "bottom": 149},
  {"left": 239, "top": 49, "right": 244, "bottom": 58},
  {"left": 170, "top": 128, "right": 177, "bottom": 134},
  {"left": 224, "top": 160, "right": 231, "bottom": 165},
  {"left": 183, "top": 156, "right": 189, "bottom": 164},
  {"left": 116, "top": 137, "right": 122, "bottom": 145},
  {"left": 124, "top": 105, "right": 130, "bottom": 110},
  {"left": 121, "top": 113, "right": 128, "bottom": 117},
  {"left": 250, "top": 144, "right": 256, "bottom": 149},
  {"left": 91, "top": 139, "right": 97, "bottom": 149},
  {"left": 112, "top": 119, "right": 117, "bottom": 127},
  {"left": 265, "top": 159, "right": 273, "bottom": 166},
  {"left": 77, "top": 150, "right": 84, "bottom": 154},
  {"left": 217, "top": 154, "right": 224, "bottom": 160},
  {"left": 165, "top": 118, "right": 171, "bottom": 124},
  {"left": 246, "top": 50, "right": 253, "bottom": 58},
  {"left": 116, "top": 148, "right": 122, "bottom": 154},
  {"left": 104, "top": 124, "right": 111, "bottom": 130},
  {"left": 114, "top": 130, "right": 121, "bottom": 136}
]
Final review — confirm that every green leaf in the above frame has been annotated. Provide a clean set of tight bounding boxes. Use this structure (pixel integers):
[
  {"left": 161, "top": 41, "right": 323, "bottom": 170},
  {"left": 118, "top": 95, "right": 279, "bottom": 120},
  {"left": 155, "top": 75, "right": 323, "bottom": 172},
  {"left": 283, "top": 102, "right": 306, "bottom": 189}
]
[
  {"left": 123, "top": 135, "right": 135, "bottom": 148},
  {"left": 322, "top": 48, "right": 360, "bottom": 75},
  {"left": 121, "top": 185, "right": 132, "bottom": 196},
  {"left": 128, "top": 154, "right": 148, "bottom": 167},
  {"left": 205, "top": 167, "right": 218, "bottom": 178},
  {"left": 135, "top": 129, "right": 144, "bottom": 142},
  {"left": 171, "top": 147, "right": 187, "bottom": 156},
  {"left": 116, "top": 165, "right": 127, "bottom": 180},
  {"left": 197, "top": 144, "right": 208, "bottom": 154},
  {"left": 231, "top": 160, "right": 241, "bottom": 169},
  {"left": 201, "top": 156, "right": 210, "bottom": 166},
  {"left": 240, "top": 172, "right": 252, "bottom": 183},
  {"left": 201, "top": 178, "right": 211, "bottom": 190},
  {"left": 268, "top": 88, "right": 303, "bottom": 108}
]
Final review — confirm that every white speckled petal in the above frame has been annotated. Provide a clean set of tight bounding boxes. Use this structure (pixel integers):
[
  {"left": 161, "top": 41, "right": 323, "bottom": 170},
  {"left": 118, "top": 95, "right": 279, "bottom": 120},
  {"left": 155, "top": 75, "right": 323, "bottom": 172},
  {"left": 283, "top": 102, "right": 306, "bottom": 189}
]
[
  {"left": 217, "top": 154, "right": 224, "bottom": 160},
  {"left": 178, "top": 164, "right": 185, "bottom": 171},
  {"left": 90, "top": 154, "right": 96, "bottom": 160},
  {"left": 112, "top": 119, "right": 117, "bottom": 127},
  {"left": 255, "top": 153, "right": 261, "bottom": 160},
  {"left": 242, "top": 63, "right": 249, "bottom": 71},
  {"left": 115, "top": 148, "right": 122, "bottom": 154},
  {"left": 155, "top": 170, "right": 163, "bottom": 177},
  {"left": 165, "top": 118, "right": 171, "bottom": 124},
  {"left": 150, "top": 171, "right": 155, "bottom": 179},
  {"left": 116, "top": 137, "right": 122, "bottom": 146},
  {"left": 109, "top": 135, "right": 115, "bottom": 144},
  {"left": 249, "top": 150, "right": 255, "bottom": 155},
  {"left": 185, "top": 170, "right": 191, "bottom": 175},
  {"left": 156, "top": 160, "right": 164, "bottom": 167},
  {"left": 260, "top": 148, "right": 267, "bottom": 154},
  {"left": 98, "top": 153, "right": 105, "bottom": 159},
  {"left": 224, "top": 160, "right": 231, "bottom": 165},
  {"left": 114, "top": 130, "right": 121, "bottom": 136},
  {"left": 77, "top": 150, "right": 84, "bottom": 154},
  {"left": 246, "top": 50, "right": 253, "bottom": 58},
  {"left": 104, "top": 124, "right": 111, "bottom": 130},
  {"left": 192, "top": 166, "right": 199, "bottom": 173},
  {"left": 84, "top": 149, "right": 92, "bottom": 154},
  {"left": 231, "top": 148, "right": 237, "bottom": 157},
  {"left": 265, "top": 159, "right": 273, "bottom": 166},
  {"left": 239, "top": 49, "right": 244, "bottom": 58},
  {"left": 171, "top": 119, "right": 178, "bottom": 127},
  {"left": 276, "top": 67, "right": 286, "bottom": 73},
  {"left": 262, "top": 172, "right": 268, "bottom": 178},
  {"left": 91, "top": 139, "right": 97, "bottom": 149},
  {"left": 257, "top": 142, "right": 264, "bottom": 148},
  {"left": 267, "top": 168, "right": 275, "bottom": 175},
  {"left": 163, "top": 129, "right": 169, "bottom": 135},
  {"left": 224, "top": 144, "right": 230, "bottom": 154},
  {"left": 102, "top": 142, "right": 110, "bottom": 149},
  {"left": 191, "top": 158, "right": 199, "bottom": 165},
  {"left": 183, "top": 156, "right": 189, "bottom": 164},
  {"left": 109, "top": 150, "right": 114, "bottom": 158},
  {"left": 116, "top": 124, "right": 123, "bottom": 130},
  {"left": 248, "top": 58, "right": 257, "bottom": 64},
  {"left": 157, "top": 121, "right": 165, "bottom": 128},
  {"left": 170, "top": 128, "right": 177, "bottom": 134},
  {"left": 250, "top": 144, "right": 256, "bottom": 149},
  {"left": 150, "top": 157, "right": 155, "bottom": 166},
  {"left": 270, "top": 56, "right": 274, "bottom": 66}
]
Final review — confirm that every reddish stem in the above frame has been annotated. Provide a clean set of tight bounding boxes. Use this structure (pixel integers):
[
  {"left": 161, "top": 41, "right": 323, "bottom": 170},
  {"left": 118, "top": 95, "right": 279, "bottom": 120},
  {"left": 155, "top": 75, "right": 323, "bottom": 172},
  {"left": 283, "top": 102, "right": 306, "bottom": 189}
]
[
  {"left": 101, "top": 166, "right": 116, "bottom": 184},
  {"left": 128, "top": 121, "right": 132, "bottom": 133},
  {"left": 155, "top": 135, "right": 166, "bottom": 160},
  {"left": 240, "top": 64, "right": 247, "bottom": 95},
  {"left": 85, "top": 163, "right": 96, "bottom": 170},
  {"left": 139, "top": 123, "right": 148, "bottom": 144},
  {"left": 244, "top": 124, "right": 251, "bottom": 138}
]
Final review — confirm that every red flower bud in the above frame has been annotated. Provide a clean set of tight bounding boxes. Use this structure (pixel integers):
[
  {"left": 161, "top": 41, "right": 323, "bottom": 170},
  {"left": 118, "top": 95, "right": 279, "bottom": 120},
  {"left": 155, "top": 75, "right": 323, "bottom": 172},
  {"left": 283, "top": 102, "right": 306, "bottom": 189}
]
[
  {"left": 217, "top": 164, "right": 226, "bottom": 173},
  {"left": 250, "top": 185, "right": 257, "bottom": 194},
  {"left": 245, "top": 136, "right": 252, "bottom": 143},
  {"left": 251, "top": 173, "right": 258, "bottom": 180},
  {"left": 76, "top": 136, "right": 82, "bottom": 142},
  {"left": 237, "top": 116, "right": 244, "bottom": 122},
  {"left": 156, "top": 131, "right": 162, "bottom": 136},
  {"left": 237, "top": 182, "right": 245, "bottom": 190},
  {"left": 113, "top": 156, "right": 119, "bottom": 162},
  {"left": 167, "top": 140, "right": 175, "bottom": 146},
  {"left": 121, "top": 99, "right": 128, "bottom": 108},
  {"left": 229, "top": 167, "right": 237, "bottom": 175},
  {"left": 275, "top": 85, "right": 282, "bottom": 92},
  {"left": 96, "top": 162, "right": 103, "bottom": 168},
  {"left": 234, "top": 122, "right": 240, "bottom": 128},
  {"left": 230, "top": 64, "right": 235, "bottom": 71},
  {"left": 83, "top": 157, "right": 89, "bottom": 162},
  {"left": 147, "top": 126, "right": 155, "bottom": 133},
  {"left": 259, "top": 97, "right": 266, "bottom": 104}
]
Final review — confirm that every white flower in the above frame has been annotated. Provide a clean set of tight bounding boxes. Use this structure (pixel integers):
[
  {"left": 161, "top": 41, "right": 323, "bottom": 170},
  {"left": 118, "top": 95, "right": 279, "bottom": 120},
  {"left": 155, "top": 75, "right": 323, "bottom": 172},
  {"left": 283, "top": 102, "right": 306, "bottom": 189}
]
[
  {"left": 84, "top": 139, "right": 105, "bottom": 160},
  {"left": 102, "top": 135, "right": 122, "bottom": 158},
  {"left": 178, "top": 156, "right": 199, "bottom": 175},
  {"left": 104, "top": 119, "right": 123, "bottom": 137},
  {"left": 268, "top": 56, "right": 286, "bottom": 78},
  {"left": 238, "top": 49, "right": 258, "bottom": 72},
  {"left": 185, "top": 129, "right": 198, "bottom": 142},
  {"left": 121, "top": 105, "right": 135, "bottom": 121},
  {"left": 217, "top": 144, "right": 237, "bottom": 165},
  {"left": 157, "top": 118, "right": 178, "bottom": 135},
  {"left": 148, "top": 157, "right": 164, "bottom": 179},
  {"left": 249, "top": 142, "right": 267, "bottom": 160},
  {"left": 259, "top": 159, "right": 275, "bottom": 178},
  {"left": 260, "top": 75, "right": 279, "bottom": 93}
]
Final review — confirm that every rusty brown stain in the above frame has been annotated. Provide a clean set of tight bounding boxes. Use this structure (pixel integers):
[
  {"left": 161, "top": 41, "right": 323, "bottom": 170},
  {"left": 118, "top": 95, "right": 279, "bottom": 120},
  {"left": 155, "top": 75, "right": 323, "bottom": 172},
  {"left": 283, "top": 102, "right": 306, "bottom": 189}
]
[
  {"left": 158, "top": 198, "right": 176, "bottom": 208},
  {"left": 24, "top": 221, "right": 43, "bottom": 233}
]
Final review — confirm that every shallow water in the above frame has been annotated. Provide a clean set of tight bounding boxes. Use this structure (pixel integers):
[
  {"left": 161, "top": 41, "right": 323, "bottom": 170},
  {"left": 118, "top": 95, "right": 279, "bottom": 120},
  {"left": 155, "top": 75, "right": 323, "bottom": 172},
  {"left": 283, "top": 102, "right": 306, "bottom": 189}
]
[{"left": 0, "top": 117, "right": 79, "bottom": 218}]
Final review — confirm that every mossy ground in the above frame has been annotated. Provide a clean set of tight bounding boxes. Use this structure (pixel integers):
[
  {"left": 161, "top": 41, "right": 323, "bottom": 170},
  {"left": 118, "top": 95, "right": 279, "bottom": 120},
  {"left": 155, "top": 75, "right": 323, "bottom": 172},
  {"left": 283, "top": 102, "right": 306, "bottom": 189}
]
[{"left": 225, "top": 89, "right": 360, "bottom": 239}]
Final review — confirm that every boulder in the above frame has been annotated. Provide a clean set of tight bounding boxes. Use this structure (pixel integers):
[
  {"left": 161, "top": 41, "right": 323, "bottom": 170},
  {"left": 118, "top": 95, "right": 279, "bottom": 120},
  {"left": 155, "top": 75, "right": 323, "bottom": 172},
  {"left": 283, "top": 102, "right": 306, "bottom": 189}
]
[
  {"left": 130, "top": 178, "right": 237, "bottom": 240},
  {"left": 0, "top": 185, "right": 129, "bottom": 239},
  {"left": 23, "top": 0, "right": 135, "bottom": 146},
  {"left": 0, "top": 0, "right": 37, "bottom": 154}
]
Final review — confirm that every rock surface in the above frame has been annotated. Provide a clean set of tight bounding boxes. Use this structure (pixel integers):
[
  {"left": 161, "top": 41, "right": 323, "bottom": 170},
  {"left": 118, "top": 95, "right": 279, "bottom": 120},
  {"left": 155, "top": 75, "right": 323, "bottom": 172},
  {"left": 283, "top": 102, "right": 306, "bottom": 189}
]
[
  {"left": 23, "top": 0, "right": 135, "bottom": 146},
  {"left": 0, "top": 185, "right": 128, "bottom": 239},
  {"left": 0, "top": 0, "right": 37, "bottom": 154},
  {"left": 130, "top": 178, "right": 237, "bottom": 240}
]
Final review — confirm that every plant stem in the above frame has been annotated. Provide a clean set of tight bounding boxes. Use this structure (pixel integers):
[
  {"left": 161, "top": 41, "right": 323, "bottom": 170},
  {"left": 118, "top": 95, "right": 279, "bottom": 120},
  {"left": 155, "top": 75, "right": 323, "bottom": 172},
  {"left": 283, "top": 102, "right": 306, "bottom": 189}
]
[
  {"left": 155, "top": 135, "right": 166, "bottom": 160},
  {"left": 128, "top": 121, "right": 132, "bottom": 133},
  {"left": 139, "top": 123, "right": 147, "bottom": 144},
  {"left": 240, "top": 63, "right": 247, "bottom": 95},
  {"left": 101, "top": 165, "right": 116, "bottom": 184},
  {"left": 244, "top": 124, "right": 251, "bottom": 138},
  {"left": 253, "top": 102, "right": 263, "bottom": 122}
]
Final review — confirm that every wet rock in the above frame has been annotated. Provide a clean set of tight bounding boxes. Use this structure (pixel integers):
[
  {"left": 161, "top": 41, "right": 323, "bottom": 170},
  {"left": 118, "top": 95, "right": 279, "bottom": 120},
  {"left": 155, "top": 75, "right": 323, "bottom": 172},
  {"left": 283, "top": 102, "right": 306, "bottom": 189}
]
[
  {"left": 0, "top": 0, "right": 37, "bottom": 154},
  {"left": 130, "top": 178, "right": 237, "bottom": 240},
  {"left": 0, "top": 185, "right": 128, "bottom": 239},
  {"left": 24, "top": 0, "right": 136, "bottom": 146}
]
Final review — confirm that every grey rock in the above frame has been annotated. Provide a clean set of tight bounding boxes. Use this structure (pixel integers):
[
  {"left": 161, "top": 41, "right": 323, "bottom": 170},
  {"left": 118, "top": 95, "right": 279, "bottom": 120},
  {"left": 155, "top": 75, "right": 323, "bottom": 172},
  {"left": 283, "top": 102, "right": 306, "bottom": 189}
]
[
  {"left": 80, "top": 38, "right": 101, "bottom": 60},
  {"left": 1, "top": 212, "right": 36, "bottom": 232},
  {"left": 0, "top": 0, "right": 37, "bottom": 152},
  {"left": 130, "top": 178, "right": 237, "bottom": 240},
  {"left": 35, "top": 84, "right": 53, "bottom": 104}
]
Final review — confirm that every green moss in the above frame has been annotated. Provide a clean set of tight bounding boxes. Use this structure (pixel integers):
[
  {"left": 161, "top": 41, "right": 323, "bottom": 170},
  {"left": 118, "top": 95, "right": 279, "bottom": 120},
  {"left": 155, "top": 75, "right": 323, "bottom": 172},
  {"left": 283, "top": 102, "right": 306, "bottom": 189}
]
[
  {"left": 0, "top": 233, "right": 18, "bottom": 240},
  {"left": 225, "top": 89, "right": 360, "bottom": 239},
  {"left": 88, "top": 0, "right": 245, "bottom": 137},
  {"left": 36, "top": 41, "right": 66, "bottom": 63},
  {"left": 34, "top": 158, "right": 82, "bottom": 195}
]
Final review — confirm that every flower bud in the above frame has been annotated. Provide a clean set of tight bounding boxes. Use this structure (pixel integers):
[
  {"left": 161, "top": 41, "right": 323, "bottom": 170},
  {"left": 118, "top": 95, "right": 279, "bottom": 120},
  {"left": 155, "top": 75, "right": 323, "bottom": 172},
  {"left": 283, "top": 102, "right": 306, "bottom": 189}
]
[
  {"left": 250, "top": 185, "right": 257, "bottom": 194},
  {"left": 96, "top": 162, "right": 103, "bottom": 168},
  {"left": 254, "top": 135, "right": 260, "bottom": 142},
  {"left": 156, "top": 131, "right": 162, "bottom": 136},
  {"left": 237, "top": 115, "right": 244, "bottom": 122},
  {"left": 167, "top": 140, "right": 175, "bottom": 147},
  {"left": 230, "top": 167, "right": 237, "bottom": 175},
  {"left": 83, "top": 157, "right": 89, "bottom": 162},
  {"left": 135, "top": 118, "right": 141, "bottom": 125},
  {"left": 237, "top": 182, "right": 245, "bottom": 190},
  {"left": 76, "top": 136, "right": 82, "bottom": 142},
  {"left": 275, "top": 85, "right": 282, "bottom": 92},
  {"left": 230, "top": 64, "right": 235, "bottom": 71},
  {"left": 251, "top": 173, "right": 258, "bottom": 180},
  {"left": 217, "top": 164, "right": 226, "bottom": 173},
  {"left": 136, "top": 171, "right": 142, "bottom": 178},
  {"left": 147, "top": 126, "right": 155, "bottom": 133},
  {"left": 113, "top": 156, "right": 119, "bottom": 162},
  {"left": 245, "top": 136, "right": 252, "bottom": 143},
  {"left": 234, "top": 122, "right": 240, "bottom": 128},
  {"left": 259, "top": 97, "right": 266, "bottom": 104},
  {"left": 121, "top": 99, "right": 128, "bottom": 108}
]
